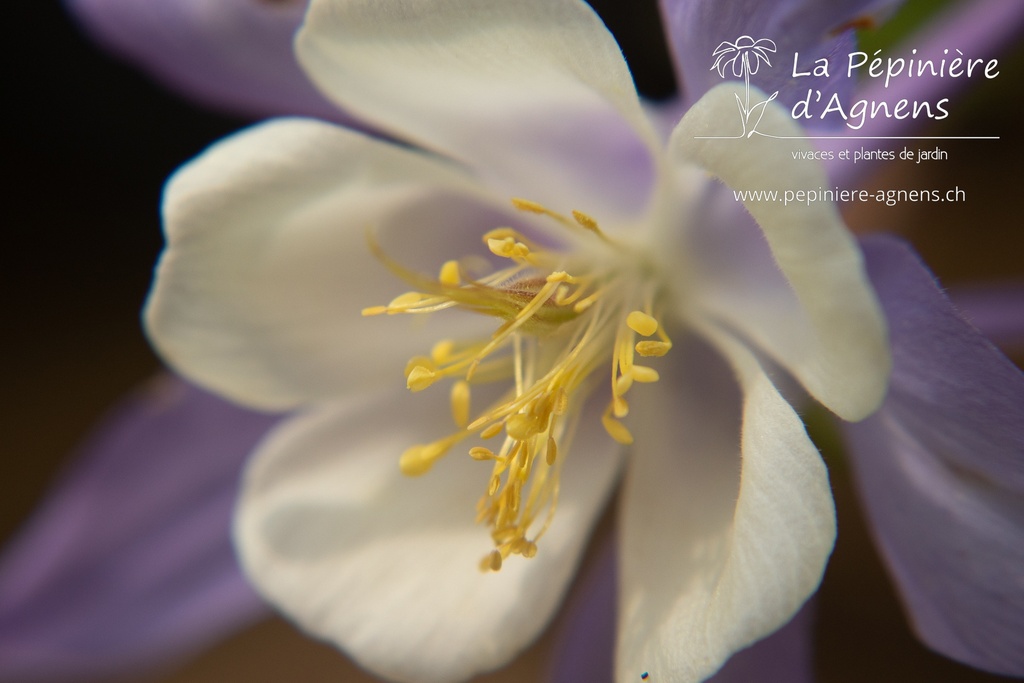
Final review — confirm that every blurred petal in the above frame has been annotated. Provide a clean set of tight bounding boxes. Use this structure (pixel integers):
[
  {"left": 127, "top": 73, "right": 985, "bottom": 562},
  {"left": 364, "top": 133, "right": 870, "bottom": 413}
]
[
  {"left": 950, "top": 283, "right": 1024, "bottom": 355},
  {"left": 707, "top": 600, "right": 816, "bottom": 683},
  {"left": 844, "top": 236, "right": 1024, "bottom": 676},
  {"left": 297, "top": 0, "right": 658, "bottom": 220},
  {"left": 616, "top": 333, "right": 834, "bottom": 683},
  {"left": 672, "top": 84, "right": 890, "bottom": 421},
  {"left": 0, "top": 376, "right": 277, "bottom": 681},
  {"left": 659, "top": 0, "right": 901, "bottom": 112},
  {"left": 823, "top": 0, "right": 1024, "bottom": 185},
  {"left": 235, "top": 388, "right": 623, "bottom": 683},
  {"left": 146, "top": 117, "right": 503, "bottom": 411},
  {"left": 64, "top": 0, "right": 342, "bottom": 120},
  {"left": 547, "top": 537, "right": 817, "bottom": 683},
  {"left": 547, "top": 534, "right": 617, "bottom": 683}
]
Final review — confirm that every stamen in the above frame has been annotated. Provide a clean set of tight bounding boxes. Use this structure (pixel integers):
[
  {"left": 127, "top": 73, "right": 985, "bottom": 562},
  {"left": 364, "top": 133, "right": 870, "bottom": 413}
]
[{"left": 364, "top": 199, "right": 673, "bottom": 571}]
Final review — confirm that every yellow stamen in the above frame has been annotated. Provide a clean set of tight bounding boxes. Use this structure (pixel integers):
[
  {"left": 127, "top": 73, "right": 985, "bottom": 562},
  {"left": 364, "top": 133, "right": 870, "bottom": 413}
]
[{"left": 365, "top": 198, "right": 672, "bottom": 571}]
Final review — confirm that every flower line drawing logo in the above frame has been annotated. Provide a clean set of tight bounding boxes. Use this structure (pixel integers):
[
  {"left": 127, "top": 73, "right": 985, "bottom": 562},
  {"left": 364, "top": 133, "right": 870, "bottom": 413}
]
[{"left": 710, "top": 36, "right": 780, "bottom": 137}]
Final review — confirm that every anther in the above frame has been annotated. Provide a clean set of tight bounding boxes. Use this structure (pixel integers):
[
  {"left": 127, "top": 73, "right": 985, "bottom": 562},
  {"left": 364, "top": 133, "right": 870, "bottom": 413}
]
[
  {"left": 439, "top": 260, "right": 460, "bottom": 286},
  {"left": 406, "top": 365, "right": 438, "bottom": 392},
  {"left": 481, "top": 549, "right": 503, "bottom": 572},
  {"left": 627, "top": 311, "right": 659, "bottom": 337},
  {"left": 399, "top": 441, "right": 451, "bottom": 476},
  {"left": 506, "top": 414, "right": 540, "bottom": 440},
  {"left": 572, "top": 210, "right": 599, "bottom": 231},
  {"left": 480, "top": 422, "right": 505, "bottom": 439},
  {"left": 469, "top": 446, "right": 495, "bottom": 461},
  {"left": 631, "top": 366, "right": 660, "bottom": 383},
  {"left": 635, "top": 340, "right": 671, "bottom": 357},
  {"left": 602, "top": 406, "right": 634, "bottom": 445},
  {"left": 510, "top": 197, "right": 546, "bottom": 213},
  {"left": 451, "top": 380, "right": 471, "bottom": 427}
]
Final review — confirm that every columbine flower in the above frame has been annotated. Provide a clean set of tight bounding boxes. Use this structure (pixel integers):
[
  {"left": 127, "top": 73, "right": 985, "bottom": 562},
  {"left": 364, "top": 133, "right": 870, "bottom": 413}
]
[{"left": 143, "top": 1, "right": 891, "bottom": 681}]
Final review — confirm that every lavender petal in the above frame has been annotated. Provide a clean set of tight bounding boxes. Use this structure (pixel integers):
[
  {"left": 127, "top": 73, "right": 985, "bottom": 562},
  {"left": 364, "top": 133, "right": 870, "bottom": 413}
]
[
  {"left": 659, "top": 0, "right": 901, "bottom": 114},
  {"left": 63, "top": 0, "right": 341, "bottom": 120},
  {"left": 843, "top": 235, "right": 1024, "bottom": 676},
  {"left": 0, "top": 376, "right": 279, "bottom": 681}
]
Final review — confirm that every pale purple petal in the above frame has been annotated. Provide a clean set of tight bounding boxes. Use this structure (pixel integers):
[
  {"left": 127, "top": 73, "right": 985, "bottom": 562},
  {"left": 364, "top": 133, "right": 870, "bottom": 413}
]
[
  {"left": 0, "top": 376, "right": 278, "bottom": 681},
  {"left": 706, "top": 600, "right": 817, "bottom": 683},
  {"left": 547, "top": 537, "right": 817, "bottom": 683},
  {"left": 659, "top": 0, "right": 901, "bottom": 112},
  {"left": 547, "top": 535, "right": 616, "bottom": 683},
  {"left": 950, "top": 283, "right": 1024, "bottom": 355},
  {"left": 823, "top": 0, "right": 1024, "bottom": 185},
  {"left": 843, "top": 236, "right": 1024, "bottom": 676},
  {"left": 63, "top": 0, "right": 342, "bottom": 120}
]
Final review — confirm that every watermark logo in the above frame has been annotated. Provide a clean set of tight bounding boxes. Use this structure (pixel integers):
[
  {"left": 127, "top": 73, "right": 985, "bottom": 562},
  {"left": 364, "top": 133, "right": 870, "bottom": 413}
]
[
  {"left": 700, "top": 35, "right": 1001, "bottom": 142},
  {"left": 710, "top": 36, "right": 779, "bottom": 137}
]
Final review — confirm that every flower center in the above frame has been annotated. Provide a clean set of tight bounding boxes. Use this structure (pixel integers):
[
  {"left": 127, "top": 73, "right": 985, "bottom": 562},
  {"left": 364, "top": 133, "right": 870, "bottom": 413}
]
[{"left": 362, "top": 199, "right": 672, "bottom": 571}]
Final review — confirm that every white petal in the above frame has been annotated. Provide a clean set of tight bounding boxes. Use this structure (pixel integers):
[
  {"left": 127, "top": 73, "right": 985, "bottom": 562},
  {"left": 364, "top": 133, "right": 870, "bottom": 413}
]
[
  {"left": 670, "top": 83, "right": 889, "bottom": 421},
  {"left": 617, "top": 332, "right": 835, "bottom": 683},
  {"left": 235, "top": 388, "right": 622, "bottom": 683},
  {"left": 146, "top": 117, "right": 508, "bottom": 410},
  {"left": 296, "top": 0, "right": 659, "bottom": 220}
]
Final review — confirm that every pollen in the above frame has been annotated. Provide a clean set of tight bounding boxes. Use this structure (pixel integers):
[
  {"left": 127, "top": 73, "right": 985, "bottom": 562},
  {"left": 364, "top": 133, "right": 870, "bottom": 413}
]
[{"left": 365, "top": 198, "right": 672, "bottom": 570}]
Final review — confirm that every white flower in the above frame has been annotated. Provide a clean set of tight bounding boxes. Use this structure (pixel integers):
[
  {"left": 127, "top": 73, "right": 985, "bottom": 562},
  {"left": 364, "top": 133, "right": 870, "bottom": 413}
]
[{"left": 144, "top": 0, "right": 889, "bottom": 681}]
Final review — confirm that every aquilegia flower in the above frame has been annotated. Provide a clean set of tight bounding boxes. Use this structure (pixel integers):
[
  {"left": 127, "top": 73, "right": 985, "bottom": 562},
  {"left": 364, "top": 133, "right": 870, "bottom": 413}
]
[{"left": 143, "top": 1, "right": 891, "bottom": 682}]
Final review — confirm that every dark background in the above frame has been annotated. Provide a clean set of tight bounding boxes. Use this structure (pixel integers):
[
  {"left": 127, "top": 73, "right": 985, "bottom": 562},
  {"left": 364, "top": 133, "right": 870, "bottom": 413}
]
[{"left": 2, "top": 1, "right": 1021, "bottom": 681}]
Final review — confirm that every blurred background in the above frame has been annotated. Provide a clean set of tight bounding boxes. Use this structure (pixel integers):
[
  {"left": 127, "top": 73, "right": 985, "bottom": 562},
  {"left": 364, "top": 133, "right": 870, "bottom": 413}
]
[{"left": 2, "top": 1, "right": 1021, "bottom": 681}]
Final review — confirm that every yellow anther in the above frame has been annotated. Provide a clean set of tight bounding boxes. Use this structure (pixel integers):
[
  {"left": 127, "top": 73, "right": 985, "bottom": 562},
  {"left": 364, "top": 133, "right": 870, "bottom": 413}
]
[
  {"left": 519, "top": 540, "right": 538, "bottom": 558},
  {"left": 572, "top": 210, "right": 599, "bottom": 231},
  {"left": 451, "top": 380, "right": 471, "bottom": 427},
  {"left": 482, "top": 549, "right": 503, "bottom": 572},
  {"left": 482, "top": 227, "right": 521, "bottom": 243},
  {"left": 439, "top": 260, "right": 460, "bottom": 286},
  {"left": 388, "top": 291, "right": 427, "bottom": 310},
  {"left": 627, "top": 311, "right": 659, "bottom": 336},
  {"left": 406, "top": 365, "right": 438, "bottom": 392},
  {"left": 602, "top": 410, "right": 635, "bottom": 445},
  {"left": 431, "top": 339, "right": 455, "bottom": 364},
  {"left": 360, "top": 305, "right": 389, "bottom": 316},
  {"left": 546, "top": 270, "right": 576, "bottom": 284},
  {"left": 488, "top": 474, "right": 501, "bottom": 496},
  {"left": 636, "top": 340, "right": 672, "bottom": 357},
  {"left": 511, "top": 197, "right": 546, "bottom": 213},
  {"left": 404, "top": 356, "right": 436, "bottom": 377},
  {"left": 631, "top": 366, "right": 660, "bottom": 383},
  {"left": 469, "top": 446, "right": 495, "bottom": 461},
  {"left": 545, "top": 436, "right": 557, "bottom": 466},
  {"left": 488, "top": 237, "right": 531, "bottom": 261},
  {"left": 573, "top": 291, "right": 601, "bottom": 313},
  {"left": 480, "top": 422, "right": 504, "bottom": 439},
  {"left": 506, "top": 414, "right": 540, "bottom": 441},
  {"left": 399, "top": 441, "right": 450, "bottom": 476}
]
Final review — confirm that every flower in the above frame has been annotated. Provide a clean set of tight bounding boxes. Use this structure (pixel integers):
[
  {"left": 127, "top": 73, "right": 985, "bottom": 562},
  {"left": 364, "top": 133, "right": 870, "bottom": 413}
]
[
  {"left": 6, "top": 0, "right": 1022, "bottom": 681},
  {"left": 142, "top": 1, "right": 892, "bottom": 682}
]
